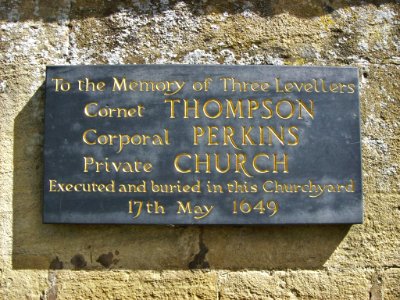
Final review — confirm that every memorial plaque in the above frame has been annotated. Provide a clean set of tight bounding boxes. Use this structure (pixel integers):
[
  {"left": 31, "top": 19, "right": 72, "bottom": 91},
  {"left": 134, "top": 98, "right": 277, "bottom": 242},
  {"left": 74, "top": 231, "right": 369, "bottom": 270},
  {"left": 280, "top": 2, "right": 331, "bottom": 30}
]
[{"left": 44, "top": 65, "right": 362, "bottom": 224}]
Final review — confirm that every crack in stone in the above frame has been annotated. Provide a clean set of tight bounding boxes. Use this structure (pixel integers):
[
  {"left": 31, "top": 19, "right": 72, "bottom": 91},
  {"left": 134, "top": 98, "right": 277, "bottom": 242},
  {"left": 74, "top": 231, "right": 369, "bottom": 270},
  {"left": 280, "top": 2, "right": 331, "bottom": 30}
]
[
  {"left": 369, "top": 272, "right": 383, "bottom": 300},
  {"left": 41, "top": 271, "right": 58, "bottom": 300},
  {"left": 188, "top": 227, "right": 210, "bottom": 269},
  {"left": 66, "top": 0, "right": 73, "bottom": 64}
]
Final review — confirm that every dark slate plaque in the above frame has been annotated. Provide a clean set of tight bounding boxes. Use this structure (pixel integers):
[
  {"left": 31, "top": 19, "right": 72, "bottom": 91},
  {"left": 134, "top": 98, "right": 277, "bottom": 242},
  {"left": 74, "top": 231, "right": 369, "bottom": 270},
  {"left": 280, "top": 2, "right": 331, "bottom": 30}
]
[{"left": 44, "top": 65, "right": 362, "bottom": 224}]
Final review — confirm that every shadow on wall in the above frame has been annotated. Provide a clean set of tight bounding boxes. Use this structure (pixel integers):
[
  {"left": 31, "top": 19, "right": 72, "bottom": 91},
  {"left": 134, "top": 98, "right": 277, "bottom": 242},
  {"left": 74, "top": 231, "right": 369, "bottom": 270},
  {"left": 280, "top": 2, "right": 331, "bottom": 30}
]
[
  {"left": 0, "top": 0, "right": 396, "bottom": 22},
  {"left": 12, "top": 85, "right": 351, "bottom": 271}
]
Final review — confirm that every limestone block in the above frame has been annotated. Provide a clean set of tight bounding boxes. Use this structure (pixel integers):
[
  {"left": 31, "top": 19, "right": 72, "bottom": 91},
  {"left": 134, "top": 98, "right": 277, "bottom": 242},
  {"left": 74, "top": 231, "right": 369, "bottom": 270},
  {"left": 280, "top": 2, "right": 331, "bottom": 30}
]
[
  {"left": 218, "top": 270, "right": 372, "bottom": 300},
  {"left": 360, "top": 65, "right": 400, "bottom": 194},
  {"left": 0, "top": 270, "right": 49, "bottom": 300},
  {"left": 326, "top": 194, "right": 400, "bottom": 269},
  {"left": 55, "top": 270, "right": 217, "bottom": 300},
  {"left": 383, "top": 268, "right": 400, "bottom": 300}
]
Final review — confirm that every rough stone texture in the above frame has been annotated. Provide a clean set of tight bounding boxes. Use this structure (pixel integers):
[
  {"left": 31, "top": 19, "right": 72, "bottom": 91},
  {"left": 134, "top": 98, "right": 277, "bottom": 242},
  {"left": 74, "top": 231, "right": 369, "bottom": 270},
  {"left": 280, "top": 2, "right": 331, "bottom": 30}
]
[
  {"left": 55, "top": 271, "right": 218, "bottom": 299},
  {"left": 218, "top": 270, "right": 374, "bottom": 300},
  {"left": 383, "top": 268, "right": 400, "bottom": 300},
  {"left": 0, "top": 0, "right": 399, "bottom": 299}
]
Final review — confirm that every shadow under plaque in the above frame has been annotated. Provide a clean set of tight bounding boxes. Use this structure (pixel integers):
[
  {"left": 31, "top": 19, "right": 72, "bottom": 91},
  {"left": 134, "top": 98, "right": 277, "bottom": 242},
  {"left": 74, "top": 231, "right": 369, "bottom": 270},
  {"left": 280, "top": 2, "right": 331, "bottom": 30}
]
[{"left": 12, "top": 84, "right": 351, "bottom": 270}]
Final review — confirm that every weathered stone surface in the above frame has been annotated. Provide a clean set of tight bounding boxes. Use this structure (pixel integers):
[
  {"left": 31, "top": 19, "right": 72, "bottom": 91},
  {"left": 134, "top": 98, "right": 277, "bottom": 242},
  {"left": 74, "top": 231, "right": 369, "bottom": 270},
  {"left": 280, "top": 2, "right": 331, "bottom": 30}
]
[
  {"left": 0, "top": 212, "right": 12, "bottom": 270},
  {"left": 0, "top": 270, "right": 49, "bottom": 300},
  {"left": 0, "top": 0, "right": 399, "bottom": 299},
  {"left": 202, "top": 194, "right": 399, "bottom": 270},
  {"left": 218, "top": 270, "right": 373, "bottom": 300},
  {"left": 383, "top": 268, "right": 400, "bottom": 300},
  {"left": 326, "top": 193, "right": 400, "bottom": 269},
  {"left": 0, "top": 21, "right": 69, "bottom": 65},
  {"left": 0, "top": 0, "right": 71, "bottom": 22},
  {"left": 68, "top": 1, "right": 399, "bottom": 65},
  {"left": 202, "top": 225, "right": 350, "bottom": 269},
  {"left": 12, "top": 224, "right": 200, "bottom": 269},
  {"left": 55, "top": 270, "right": 217, "bottom": 300},
  {"left": 361, "top": 65, "right": 400, "bottom": 194}
]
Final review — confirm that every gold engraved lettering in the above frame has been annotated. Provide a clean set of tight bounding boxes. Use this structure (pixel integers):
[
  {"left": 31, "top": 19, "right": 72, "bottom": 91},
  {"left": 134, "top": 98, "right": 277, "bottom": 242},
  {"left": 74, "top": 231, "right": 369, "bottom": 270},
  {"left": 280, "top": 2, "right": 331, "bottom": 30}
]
[
  {"left": 51, "top": 78, "right": 70, "bottom": 92},
  {"left": 226, "top": 99, "right": 244, "bottom": 118},
  {"left": 194, "top": 153, "right": 211, "bottom": 173},
  {"left": 215, "top": 154, "right": 230, "bottom": 173},
  {"left": 82, "top": 129, "right": 170, "bottom": 153},
  {"left": 252, "top": 153, "right": 270, "bottom": 173},
  {"left": 235, "top": 153, "right": 253, "bottom": 178},
  {"left": 220, "top": 77, "right": 270, "bottom": 92},
  {"left": 113, "top": 77, "right": 185, "bottom": 95},
  {"left": 241, "top": 126, "right": 256, "bottom": 145},
  {"left": 84, "top": 102, "right": 144, "bottom": 118},
  {"left": 78, "top": 78, "right": 105, "bottom": 92},
  {"left": 248, "top": 100, "right": 259, "bottom": 118},
  {"left": 174, "top": 153, "right": 192, "bottom": 173},
  {"left": 203, "top": 99, "right": 223, "bottom": 119},
  {"left": 193, "top": 126, "right": 205, "bottom": 145},
  {"left": 83, "top": 156, "right": 153, "bottom": 173},
  {"left": 207, "top": 126, "right": 219, "bottom": 145},
  {"left": 223, "top": 126, "right": 241, "bottom": 150},
  {"left": 176, "top": 201, "right": 214, "bottom": 219},
  {"left": 164, "top": 99, "right": 181, "bottom": 118},
  {"left": 261, "top": 99, "right": 273, "bottom": 119},
  {"left": 267, "top": 126, "right": 285, "bottom": 146},
  {"left": 276, "top": 100, "right": 295, "bottom": 119},
  {"left": 184, "top": 99, "right": 200, "bottom": 118},
  {"left": 287, "top": 126, "right": 299, "bottom": 146},
  {"left": 297, "top": 100, "right": 314, "bottom": 119},
  {"left": 163, "top": 98, "right": 313, "bottom": 120},
  {"left": 273, "top": 153, "right": 289, "bottom": 173}
]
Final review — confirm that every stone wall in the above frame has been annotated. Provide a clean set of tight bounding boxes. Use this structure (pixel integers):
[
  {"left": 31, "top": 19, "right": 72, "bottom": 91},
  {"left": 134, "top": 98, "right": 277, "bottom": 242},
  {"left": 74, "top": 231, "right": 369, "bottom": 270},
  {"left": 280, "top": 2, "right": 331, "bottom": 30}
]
[{"left": 1, "top": 0, "right": 399, "bottom": 299}]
